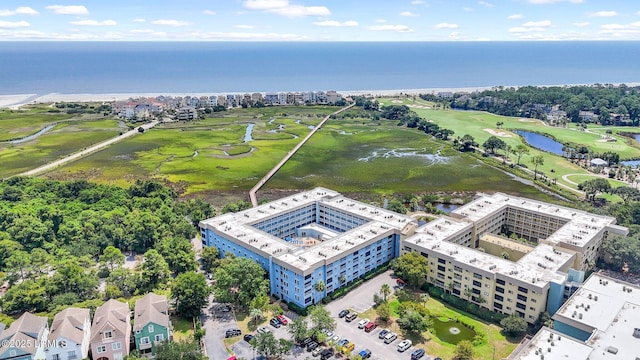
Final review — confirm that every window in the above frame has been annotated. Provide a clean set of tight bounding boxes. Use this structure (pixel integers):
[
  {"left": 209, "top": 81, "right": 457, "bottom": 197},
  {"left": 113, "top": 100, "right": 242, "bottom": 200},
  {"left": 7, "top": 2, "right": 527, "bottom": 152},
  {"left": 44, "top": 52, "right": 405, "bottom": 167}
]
[
  {"left": 516, "top": 302, "right": 526, "bottom": 310},
  {"left": 473, "top": 273, "right": 482, "bottom": 280},
  {"left": 517, "top": 294, "right": 527, "bottom": 302},
  {"left": 473, "top": 280, "right": 481, "bottom": 288},
  {"left": 140, "top": 337, "right": 150, "bottom": 344},
  {"left": 155, "top": 334, "right": 164, "bottom": 342},
  {"left": 494, "top": 294, "right": 503, "bottom": 302},
  {"left": 518, "top": 286, "right": 529, "bottom": 294},
  {"left": 437, "top": 265, "right": 446, "bottom": 272},
  {"left": 148, "top": 325, "right": 154, "bottom": 333},
  {"left": 112, "top": 342, "right": 122, "bottom": 351},
  {"left": 53, "top": 354, "right": 61, "bottom": 360},
  {"left": 494, "top": 303, "right": 503, "bottom": 310},
  {"left": 496, "top": 278, "right": 505, "bottom": 285},
  {"left": 438, "top": 258, "right": 446, "bottom": 264},
  {"left": 103, "top": 331, "right": 113, "bottom": 339},
  {"left": 495, "top": 286, "right": 504, "bottom": 294},
  {"left": 97, "top": 345, "right": 107, "bottom": 353}
]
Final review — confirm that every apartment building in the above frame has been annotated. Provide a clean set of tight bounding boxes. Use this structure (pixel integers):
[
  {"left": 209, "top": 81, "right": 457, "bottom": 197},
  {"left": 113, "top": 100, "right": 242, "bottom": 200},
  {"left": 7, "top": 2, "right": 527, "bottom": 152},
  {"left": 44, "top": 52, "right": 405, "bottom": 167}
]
[
  {"left": 508, "top": 273, "right": 640, "bottom": 360},
  {"left": 200, "top": 188, "right": 417, "bottom": 308},
  {"left": 402, "top": 192, "right": 627, "bottom": 323}
]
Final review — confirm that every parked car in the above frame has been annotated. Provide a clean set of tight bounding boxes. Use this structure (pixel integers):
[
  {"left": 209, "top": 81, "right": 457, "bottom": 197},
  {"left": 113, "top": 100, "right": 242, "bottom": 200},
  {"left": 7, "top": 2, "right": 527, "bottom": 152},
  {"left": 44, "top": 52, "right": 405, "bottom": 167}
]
[
  {"left": 320, "top": 348, "right": 335, "bottom": 360},
  {"left": 341, "top": 342, "right": 355, "bottom": 354},
  {"left": 345, "top": 312, "right": 358, "bottom": 322},
  {"left": 364, "top": 322, "right": 377, "bottom": 332},
  {"left": 331, "top": 334, "right": 340, "bottom": 342},
  {"left": 358, "top": 349, "right": 372, "bottom": 359},
  {"left": 411, "top": 348, "right": 425, "bottom": 360},
  {"left": 270, "top": 318, "right": 281, "bottom": 328},
  {"left": 244, "top": 334, "right": 254, "bottom": 343},
  {"left": 338, "top": 309, "right": 350, "bottom": 318},
  {"left": 225, "top": 329, "right": 241, "bottom": 338},
  {"left": 384, "top": 332, "right": 397, "bottom": 344},
  {"left": 378, "top": 329, "right": 389, "bottom": 339},
  {"left": 307, "top": 341, "right": 319, "bottom": 352},
  {"left": 396, "top": 278, "right": 407, "bottom": 286},
  {"left": 276, "top": 314, "right": 288, "bottom": 325},
  {"left": 357, "top": 318, "right": 370, "bottom": 329},
  {"left": 302, "top": 337, "right": 313, "bottom": 346},
  {"left": 257, "top": 327, "right": 270, "bottom": 334},
  {"left": 325, "top": 331, "right": 334, "bottom": 338},
  {"left": 312, "top": 347, "right": 324, "bottom": 357},
  {"left": 337, "top": 339, "right": 349, "bottom": 347},
  {"left": 397, "top": 339, "right": 412, "bottom": 352}
]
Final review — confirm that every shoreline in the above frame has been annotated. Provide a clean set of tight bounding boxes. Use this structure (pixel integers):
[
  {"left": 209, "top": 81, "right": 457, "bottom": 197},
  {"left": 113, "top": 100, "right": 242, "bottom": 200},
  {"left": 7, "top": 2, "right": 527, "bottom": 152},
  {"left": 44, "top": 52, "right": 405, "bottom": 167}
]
[{"left": 3, "top": 82, "right": 640, "bottom": 108}]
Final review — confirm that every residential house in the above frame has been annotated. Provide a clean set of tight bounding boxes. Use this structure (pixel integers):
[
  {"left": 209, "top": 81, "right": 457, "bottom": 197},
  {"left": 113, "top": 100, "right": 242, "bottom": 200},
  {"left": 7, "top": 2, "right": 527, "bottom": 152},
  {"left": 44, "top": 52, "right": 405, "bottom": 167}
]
[
  {"left": 326, "top": 91, "right": 341, "bottom": 104},
  {"left": 133, "top": 293, "right": 171, "bottom": 357},
  {"left": 208, "top": 96, "right": 218, "bottom": 108},
  {"left": 251, "top": 93, "right": 264, "bottom": 104},
  {"left": 225, "top": 94, "right": 236, "bottom": 108},
  {"left": 89, "top": 299, "right": 131, "bottom": 360},
  {"left": 176, "top": 107, "right": 197, "bottom": 121},
  {"left": 46, "top": 308, "right": 91, "bottom": 360},
  {"left": 264, "top": 93, "right": 278, "bottom": 105},
  {"left": 0, "top": 312, "right": 49, "bottom": 360},
  {"left": 278, "top": 93, "right": 288, "bottom": 105},
  {"left": 315, "top": 91, "right": 327, "bottom": 104},
  {"left": 216, "top": 96, "right": 227, "bottom": 107},
  {"left": 578, "top": 111, "right": 598, "bottom": 123}
]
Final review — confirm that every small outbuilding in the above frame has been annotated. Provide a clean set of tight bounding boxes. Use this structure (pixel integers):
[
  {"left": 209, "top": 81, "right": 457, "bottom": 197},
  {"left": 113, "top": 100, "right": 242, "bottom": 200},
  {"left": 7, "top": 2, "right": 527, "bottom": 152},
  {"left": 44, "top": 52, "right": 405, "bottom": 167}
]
[{"left": 590, "top": 158, "right": 608, "bottom": 167}]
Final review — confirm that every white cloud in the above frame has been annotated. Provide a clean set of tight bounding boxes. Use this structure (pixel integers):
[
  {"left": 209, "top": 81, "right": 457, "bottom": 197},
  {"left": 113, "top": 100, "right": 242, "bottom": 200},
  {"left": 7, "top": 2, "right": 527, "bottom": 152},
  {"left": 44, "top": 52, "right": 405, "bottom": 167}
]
[
  {"left": 368, "top": 24, "right": 414, "bottom": 32},
  {"left": 46, "top": 5, "right": 89, "bottom": 15},
  {"left": 243, "top": 0, "right": 330, "bottom": 18},
  {"left": 449, "top": 31, "right": 460, "bottom": 39},
  {"left": 400, "top": 11, "right": 419, "bottom": 17},
  {"left": 522, "top": 20, "right": 551, "bottom": 27},
  {"left": 313, "top": 20, "right": 358, "bottom": 27},
  {"left": 151, "top": 19, "right": 191, "bottom": 27},
  {"left": 130, "top": 29, "right": 166, "bottom": 36},
  {"left": 435, "top": 22, "right": 458, "bottom": 29},
  {"left": 133, "top": 18, "right": 146, "bottom": 22},
  {"left": 70, "top": 19, "right": 117, "bottom": 26},
  {"left": 203, "top": 10, "right": 216, "bottom": 15},
  {"left": 0, "top": 7, "right": 39, "bottom": 16},
  {"left": 478, "top": 1, "right": 495, "bottom": 8},
  {"left": 600, "top": 22, "right": 640, "bottom": 35},
  {"left": 572, "top": 22, "right": 590, "bottom": 27},
  {"left": 589, "top": 11, "right": 617, "bottom": 18},
  {"left": 411, "top": 0, "right": 425, "bottom": 4},
  {"left": 0, "top": 20, "right": 30, "bottom": 28},
  {"left": 185, "top": 30, "right": 309, "bottom": 41},
  {"left": 375, "top": 19, "right": 387, "bottom": 23},
  {"left": 507, "top": 14, "right": 523, "bottom": 20},
  {"left": 528, "top": 0, "right": 583, "bottom": 4},
  {"left": 235, "top": 24, "right": 254, "bottom": 29}
]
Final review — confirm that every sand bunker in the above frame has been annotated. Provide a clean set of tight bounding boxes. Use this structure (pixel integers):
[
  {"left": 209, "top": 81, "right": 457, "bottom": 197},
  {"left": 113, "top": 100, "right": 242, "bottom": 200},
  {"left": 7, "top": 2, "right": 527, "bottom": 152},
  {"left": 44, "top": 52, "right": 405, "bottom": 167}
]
[{"left": 483, "top": 128, "right": 513, "bottom": 137}]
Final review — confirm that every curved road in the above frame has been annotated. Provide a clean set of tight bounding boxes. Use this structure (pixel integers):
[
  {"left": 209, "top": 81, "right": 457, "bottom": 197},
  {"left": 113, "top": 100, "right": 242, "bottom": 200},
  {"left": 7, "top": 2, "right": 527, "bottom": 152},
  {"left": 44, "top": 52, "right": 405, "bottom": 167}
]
[
  {"left": 249, "top": 104, "right": 355, "bottom": 206},
  {"left": 16, "top": 120, "right": 159, "bottom": 177}
]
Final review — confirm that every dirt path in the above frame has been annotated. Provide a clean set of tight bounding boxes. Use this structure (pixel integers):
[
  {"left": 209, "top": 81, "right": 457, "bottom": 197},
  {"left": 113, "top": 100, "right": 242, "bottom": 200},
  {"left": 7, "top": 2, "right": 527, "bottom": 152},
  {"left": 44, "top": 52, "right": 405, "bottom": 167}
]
[
  {"left": 249, "top": 104, "right": 355, "bottom": 206},
  {"left": 14, "top": 120, "right": 159, "bottom": 178}
]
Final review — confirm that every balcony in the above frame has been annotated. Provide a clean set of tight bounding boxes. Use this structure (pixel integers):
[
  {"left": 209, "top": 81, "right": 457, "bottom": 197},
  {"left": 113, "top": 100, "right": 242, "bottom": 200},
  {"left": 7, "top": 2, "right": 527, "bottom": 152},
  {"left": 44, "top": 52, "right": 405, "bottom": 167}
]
[{"left": 139, "top": 342, "right": 152, "bottom": 350}]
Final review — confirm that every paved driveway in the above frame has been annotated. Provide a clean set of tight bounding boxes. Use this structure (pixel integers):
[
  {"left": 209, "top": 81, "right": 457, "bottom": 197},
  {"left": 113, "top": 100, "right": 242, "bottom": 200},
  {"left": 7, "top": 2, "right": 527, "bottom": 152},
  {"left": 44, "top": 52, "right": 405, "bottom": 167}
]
[{"left": 201, "top": 298, "right": 237, "bottom": 360}]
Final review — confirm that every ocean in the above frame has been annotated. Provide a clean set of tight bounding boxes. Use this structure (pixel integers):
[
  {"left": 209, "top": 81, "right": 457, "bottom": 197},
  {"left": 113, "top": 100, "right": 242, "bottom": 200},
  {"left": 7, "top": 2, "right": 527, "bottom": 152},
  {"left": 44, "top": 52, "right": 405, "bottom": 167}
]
[{"left": 1, "top": 41, "right": 639, "bottom": 95}]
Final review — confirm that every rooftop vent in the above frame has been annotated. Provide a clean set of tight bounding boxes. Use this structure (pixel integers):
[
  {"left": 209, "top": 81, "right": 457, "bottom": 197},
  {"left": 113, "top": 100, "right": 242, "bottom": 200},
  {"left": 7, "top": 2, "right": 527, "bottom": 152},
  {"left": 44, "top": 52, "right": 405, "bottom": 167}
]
[
  {"left": 605, "top": 346, "right": 618, "bottom": 355},
  {"left": 633, "top": 328, "right": 640, "bottom": 339}
]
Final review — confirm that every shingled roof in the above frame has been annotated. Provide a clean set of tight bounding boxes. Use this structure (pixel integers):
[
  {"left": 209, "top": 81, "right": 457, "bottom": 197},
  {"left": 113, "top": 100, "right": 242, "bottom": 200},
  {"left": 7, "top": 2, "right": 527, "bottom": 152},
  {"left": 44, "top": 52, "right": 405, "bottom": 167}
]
[
  {"left": 133, "top": 293, "right": 169, "bottom": 332},
  {"left": 50, "top": 307, "right": 90, "bottom": 345},
  {"left": 0, "top": 312, "right": 48, "bottom": 356}
]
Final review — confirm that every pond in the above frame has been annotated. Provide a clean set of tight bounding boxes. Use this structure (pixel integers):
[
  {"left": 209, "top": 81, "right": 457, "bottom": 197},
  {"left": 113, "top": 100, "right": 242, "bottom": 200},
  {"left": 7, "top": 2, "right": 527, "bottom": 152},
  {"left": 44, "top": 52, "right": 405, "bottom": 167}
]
[
  {"left": 513, "top": 130, "right": 565, "bottom": 156},
  {"left": 432, "top": 317, "right": 476, "bottom": 345},
  {"left": 436, "top": 203, "right": 459, "bottom": 213},
  {"left": 622, "top": 160, "right": 640, "bottom": 167},
  {"left": 9, "top": 124, "right": 56, "bottom": 144},
  {"left": 243, "top": 123, "right": 255, "bottom": 142}
]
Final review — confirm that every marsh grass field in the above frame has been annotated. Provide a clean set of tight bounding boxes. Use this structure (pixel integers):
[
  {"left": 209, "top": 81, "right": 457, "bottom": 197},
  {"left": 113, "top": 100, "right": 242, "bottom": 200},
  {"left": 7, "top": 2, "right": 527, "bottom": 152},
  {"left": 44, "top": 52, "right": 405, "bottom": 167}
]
[
  {"left": 43, "top": 105, "right": 555, "bottom": 203},
  {"left": 379, "top": 98, "right": 640, "bottom": 194}
]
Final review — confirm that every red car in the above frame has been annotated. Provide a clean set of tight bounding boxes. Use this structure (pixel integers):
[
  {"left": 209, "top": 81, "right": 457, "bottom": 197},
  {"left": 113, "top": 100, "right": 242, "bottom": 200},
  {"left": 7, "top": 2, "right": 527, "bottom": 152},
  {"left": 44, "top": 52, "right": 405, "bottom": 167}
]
[
  {"left": 276, "top": 314, "right": 288, "bottom": 325},
  {"left": 396, "top": 278, "right": 407, "bottom": 286}
]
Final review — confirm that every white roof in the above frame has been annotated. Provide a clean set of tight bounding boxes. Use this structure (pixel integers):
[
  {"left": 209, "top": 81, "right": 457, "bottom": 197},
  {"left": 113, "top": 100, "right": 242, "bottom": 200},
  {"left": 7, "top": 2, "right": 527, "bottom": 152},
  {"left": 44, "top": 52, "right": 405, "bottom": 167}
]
[
  {"left": 510, "top": 327, "right": 593, "bottom": 360},
  {"left": 200, "top": 187, "right": 416, "bottom": 272}
]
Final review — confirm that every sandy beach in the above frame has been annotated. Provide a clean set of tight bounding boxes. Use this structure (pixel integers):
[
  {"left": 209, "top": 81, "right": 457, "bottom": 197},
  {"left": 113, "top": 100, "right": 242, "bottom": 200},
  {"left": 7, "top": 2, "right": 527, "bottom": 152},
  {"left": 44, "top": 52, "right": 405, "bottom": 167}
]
[{"left": 2, "top": 83, "right": 639, "bottom": 109}]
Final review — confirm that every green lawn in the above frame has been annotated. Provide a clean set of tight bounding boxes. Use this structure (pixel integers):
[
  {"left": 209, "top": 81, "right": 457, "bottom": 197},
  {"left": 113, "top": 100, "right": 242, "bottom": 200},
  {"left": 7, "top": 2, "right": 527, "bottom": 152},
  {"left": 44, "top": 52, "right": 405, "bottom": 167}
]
[
  {"left": 170, "top": 315, "right": 194, "bottom": 342},
  {"left": 380, "top": 296, "right": 517, "bottom": 360},
  {"left": 0, "top": 109, "right": 73, "bottom": 141}
]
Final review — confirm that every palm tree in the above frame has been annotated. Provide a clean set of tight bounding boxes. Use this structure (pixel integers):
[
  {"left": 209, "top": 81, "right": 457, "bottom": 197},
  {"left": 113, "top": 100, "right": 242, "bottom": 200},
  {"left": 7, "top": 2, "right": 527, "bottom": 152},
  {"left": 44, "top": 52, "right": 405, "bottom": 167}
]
[
  {"left": 446, "top": 282, "right": 454, "bottom": 294},
  {"left": 380, "top": 284, "right": 391, "bottom": 302},
  {"left": 250, "top": 308, "right": 263, "bottom": 325},
  {"left": 463, "top": 288, "right": 473, "bottom": 301},
  {"left": 420, "top": 293, "right": 430, "bottom": 306}
]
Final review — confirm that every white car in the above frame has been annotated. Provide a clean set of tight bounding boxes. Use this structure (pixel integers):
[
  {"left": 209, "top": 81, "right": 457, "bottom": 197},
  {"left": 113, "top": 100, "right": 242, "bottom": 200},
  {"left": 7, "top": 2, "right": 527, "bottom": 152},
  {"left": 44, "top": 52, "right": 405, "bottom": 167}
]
[
  {"left": 331, "top": 334, "right": 340, "bottom": 342},
  {"left": 397, "top": 339, "right": 412, "bottom": 352},
  {"left": 357, "top": 318, "right": 370, "bottom": 329},
  {"left": 325, "top": 331, "right": 334, "bottom": 338},
  {"left": 257, "top": 327, "right": 270, "bottom": 334},
  {"left": 311, "top": 347, "right": 323, "bottom": 357}
]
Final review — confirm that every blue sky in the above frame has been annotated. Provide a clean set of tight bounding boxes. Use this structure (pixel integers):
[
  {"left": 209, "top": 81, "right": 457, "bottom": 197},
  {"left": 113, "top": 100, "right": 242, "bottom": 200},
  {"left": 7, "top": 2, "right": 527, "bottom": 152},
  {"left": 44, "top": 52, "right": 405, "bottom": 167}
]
[{"left": 1, "top": 0, "right": 640, "bottom": 41}]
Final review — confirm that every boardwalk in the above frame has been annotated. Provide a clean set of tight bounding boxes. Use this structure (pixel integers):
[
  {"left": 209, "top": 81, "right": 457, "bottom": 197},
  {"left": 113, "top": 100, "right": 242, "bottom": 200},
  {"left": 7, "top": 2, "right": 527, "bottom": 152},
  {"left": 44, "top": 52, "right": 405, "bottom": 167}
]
[
  {"left": 15, "top": 120, "right": 159, "bottom": 177},
  {"left": 249, "top": 104, "right": 355, "bottom": 206}
]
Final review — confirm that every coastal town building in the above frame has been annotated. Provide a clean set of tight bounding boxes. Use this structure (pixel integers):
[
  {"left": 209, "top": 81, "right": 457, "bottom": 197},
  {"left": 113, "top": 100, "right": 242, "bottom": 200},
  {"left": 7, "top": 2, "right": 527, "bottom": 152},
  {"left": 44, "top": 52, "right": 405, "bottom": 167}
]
[
  {"left": 89, "top": 299, "right": 131, "bottom": 360},
  {"left": 0, "top": 312, "right": 49, "bottom": 360},
  {"left": 133, "top": 293, "right": 171, "bottom": 357},
  {"left": 201, "top": 189, "right": 628, "bottom": 315},
  {"left": 199, "top": 187, "right": 418, "bottom": 308},
  {"left": 46, "top": 308, "right": 91, "bottom": 360},
  {"left": 402, "top": 192, "right": 627, "bottom": 323},
  {"left": 508, "top": 273, "right": 640, "bottom": 360},
  {"left": 176, "top": 107, "right": 197, "bottom": 121}
]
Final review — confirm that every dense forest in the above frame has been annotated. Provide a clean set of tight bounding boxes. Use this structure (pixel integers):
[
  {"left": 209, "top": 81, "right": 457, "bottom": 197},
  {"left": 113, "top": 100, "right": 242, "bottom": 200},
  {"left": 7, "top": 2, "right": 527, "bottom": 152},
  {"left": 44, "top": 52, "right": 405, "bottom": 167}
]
[
  {"left": 0, "top": 177, "right": 213, "bottom": 316},
  {"left": 421, "top": 84, "right": 640, "bottom": 125}
]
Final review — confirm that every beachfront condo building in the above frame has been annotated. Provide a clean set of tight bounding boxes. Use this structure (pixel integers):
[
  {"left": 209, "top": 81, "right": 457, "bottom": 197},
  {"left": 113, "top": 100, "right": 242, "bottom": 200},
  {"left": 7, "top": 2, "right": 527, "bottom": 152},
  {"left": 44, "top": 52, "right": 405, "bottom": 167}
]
[
  {"left": 402, "top": 192, "right": 627, "bottom": 323},
  {"left": 199, "top": 188, "right": 418, "bottom": 308},
  {"left": 200, "top": 190, "right": 627, "bottom": 315},
  {"left": 507, "top": 273, "right": 640, "bottom": 360}
]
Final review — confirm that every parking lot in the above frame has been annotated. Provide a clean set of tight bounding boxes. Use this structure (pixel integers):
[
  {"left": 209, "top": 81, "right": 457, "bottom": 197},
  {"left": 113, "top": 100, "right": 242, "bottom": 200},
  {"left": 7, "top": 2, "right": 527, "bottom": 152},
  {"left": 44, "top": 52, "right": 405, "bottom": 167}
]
[{"left": 210, "top": 270, "right": 436, "bottom": 360}]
